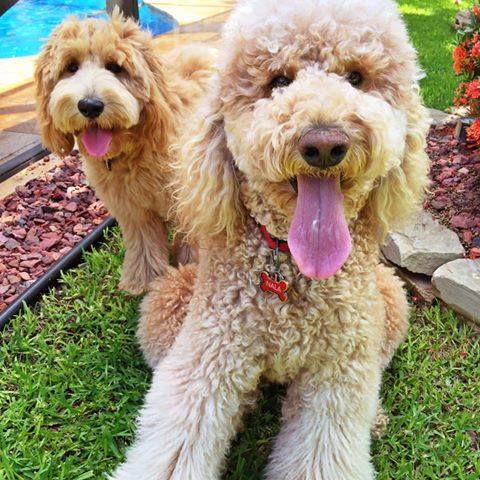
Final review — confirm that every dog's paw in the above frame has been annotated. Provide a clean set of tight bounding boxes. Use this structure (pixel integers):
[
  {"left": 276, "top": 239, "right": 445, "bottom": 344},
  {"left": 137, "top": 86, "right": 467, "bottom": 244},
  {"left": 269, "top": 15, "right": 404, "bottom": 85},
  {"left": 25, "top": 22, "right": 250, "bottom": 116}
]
[
  {"left": 118, "top": 279, "right": 148, "bottom": 296},
  {"left": 119, "top": 262, "right": 167, "bottom": 295}
]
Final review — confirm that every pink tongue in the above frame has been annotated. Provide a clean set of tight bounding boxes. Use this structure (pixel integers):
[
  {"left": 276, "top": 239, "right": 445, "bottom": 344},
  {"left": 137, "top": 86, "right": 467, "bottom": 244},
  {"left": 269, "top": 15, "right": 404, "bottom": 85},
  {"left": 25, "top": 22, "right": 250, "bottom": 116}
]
[
  {"left": 81, "top": 127, "right": 113, "bottom": 158},
  {"left": 288, "top": 175, "right": 352, "bottom": 279}
]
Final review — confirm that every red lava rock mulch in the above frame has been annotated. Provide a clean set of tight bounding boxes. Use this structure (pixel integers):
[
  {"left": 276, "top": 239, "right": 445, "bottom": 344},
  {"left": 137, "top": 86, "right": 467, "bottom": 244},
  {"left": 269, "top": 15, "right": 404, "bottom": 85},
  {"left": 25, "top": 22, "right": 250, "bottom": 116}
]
[
  {"left": 0, "top": 152, "right": 108, "bottom": 313},
  {"left": 425, "top": 123, "right": 480, "bottom": 258}
]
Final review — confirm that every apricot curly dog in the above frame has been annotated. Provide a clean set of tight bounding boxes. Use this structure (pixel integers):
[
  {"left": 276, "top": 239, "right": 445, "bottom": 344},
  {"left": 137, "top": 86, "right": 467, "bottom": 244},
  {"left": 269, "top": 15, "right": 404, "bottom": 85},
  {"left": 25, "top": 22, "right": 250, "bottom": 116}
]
[
  {"left": 35, "top": 10, "right": 214, "bottom": 294},
  {"left": 113, "top": 0, "right": 429, "bottom": 478}
]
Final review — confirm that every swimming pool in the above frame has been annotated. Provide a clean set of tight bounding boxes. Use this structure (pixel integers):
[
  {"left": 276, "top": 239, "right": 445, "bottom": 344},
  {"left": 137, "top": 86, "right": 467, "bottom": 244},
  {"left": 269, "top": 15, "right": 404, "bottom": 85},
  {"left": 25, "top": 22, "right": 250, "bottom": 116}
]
[{"left": 0, "top": 0, "right": 177, "bottom": 58}]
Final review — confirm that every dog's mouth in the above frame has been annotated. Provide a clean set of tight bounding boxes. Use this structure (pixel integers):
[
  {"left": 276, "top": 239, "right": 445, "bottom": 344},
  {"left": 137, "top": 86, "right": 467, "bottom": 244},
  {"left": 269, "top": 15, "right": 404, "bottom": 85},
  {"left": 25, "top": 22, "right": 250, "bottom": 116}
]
[
  {"left": 80, "top": 125, "right": 113, "bottom": 158},
  {"left": 287, "top": 175, "right": 352, "bottom": 279}
]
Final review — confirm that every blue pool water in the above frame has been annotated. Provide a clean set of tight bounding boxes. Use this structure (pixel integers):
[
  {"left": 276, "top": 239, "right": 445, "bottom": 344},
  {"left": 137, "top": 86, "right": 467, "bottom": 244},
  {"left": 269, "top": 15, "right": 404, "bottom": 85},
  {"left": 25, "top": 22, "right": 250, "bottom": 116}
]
[{"left": 0, "top": 0, "right": 177, "bottom": 58}]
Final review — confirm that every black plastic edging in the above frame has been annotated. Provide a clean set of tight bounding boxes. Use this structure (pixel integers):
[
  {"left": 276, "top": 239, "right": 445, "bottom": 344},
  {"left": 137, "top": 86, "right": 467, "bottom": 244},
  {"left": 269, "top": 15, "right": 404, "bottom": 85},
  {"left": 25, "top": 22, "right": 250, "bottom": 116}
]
[
  {"left": 0, "top": 216, "right": 117, "bottom": 331},
  {"left": 0, "top": 144, "right": 49, "bottom": 183}
]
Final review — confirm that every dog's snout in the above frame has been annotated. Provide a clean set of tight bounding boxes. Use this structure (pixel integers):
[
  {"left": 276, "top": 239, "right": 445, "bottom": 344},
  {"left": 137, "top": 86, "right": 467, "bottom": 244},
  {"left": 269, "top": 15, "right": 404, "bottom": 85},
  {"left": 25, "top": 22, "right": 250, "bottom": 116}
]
[
  {"left": 78, "top": 97, "right": 104, "bottom": 119},
  {"left": 298, "top": 127, "right": 349, "bottom": 169}
]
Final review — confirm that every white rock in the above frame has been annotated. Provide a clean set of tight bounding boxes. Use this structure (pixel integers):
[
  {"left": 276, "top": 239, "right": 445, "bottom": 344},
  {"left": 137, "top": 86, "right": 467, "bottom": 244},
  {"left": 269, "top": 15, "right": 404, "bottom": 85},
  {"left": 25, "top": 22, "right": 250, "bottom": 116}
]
[
  {"left": 432, "top": 259, "right": 480, "bottom": 323},
  {"left": 381, "top": 210, "right": 465, "bottom": 275},
  {"left": 427, "top": 108, "right": 459, "bottom": 127}
]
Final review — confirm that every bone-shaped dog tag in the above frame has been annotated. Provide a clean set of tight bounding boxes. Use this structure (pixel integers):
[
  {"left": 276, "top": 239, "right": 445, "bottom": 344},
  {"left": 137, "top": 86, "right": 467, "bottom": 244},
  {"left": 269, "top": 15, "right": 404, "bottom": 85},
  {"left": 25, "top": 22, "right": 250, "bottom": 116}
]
[{"left": 260, "top": 271, "right": 289, "bottom": 302}]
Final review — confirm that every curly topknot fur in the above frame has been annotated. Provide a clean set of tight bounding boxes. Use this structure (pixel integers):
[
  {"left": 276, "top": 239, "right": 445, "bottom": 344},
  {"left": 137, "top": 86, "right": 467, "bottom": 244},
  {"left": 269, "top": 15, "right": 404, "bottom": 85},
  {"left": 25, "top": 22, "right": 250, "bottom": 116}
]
[
  {"left": 113, "top": 1, "right": 429, "bottom": 479},
  {"left": 35, "top": 10, "right": 214, "bottom": 293}
]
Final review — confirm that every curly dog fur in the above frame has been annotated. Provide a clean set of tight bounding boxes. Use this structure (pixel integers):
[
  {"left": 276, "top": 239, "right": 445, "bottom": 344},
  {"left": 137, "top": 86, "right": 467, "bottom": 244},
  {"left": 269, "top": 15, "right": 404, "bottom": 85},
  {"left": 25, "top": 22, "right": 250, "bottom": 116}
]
[
  {"left": 35, "top": 10, "right": 214, "bottom": 294},
  {"left": 137, "top": 262, "right": 407, "bottom": 439},
  {"left": 113, "top": 0, "right": 429, "bottom": 478},
  {"left": 138, "top": 264, "right": 197, "bottom": 369},
  {"left": 137, "top": 263, "right": 408, "bottom": 371}
]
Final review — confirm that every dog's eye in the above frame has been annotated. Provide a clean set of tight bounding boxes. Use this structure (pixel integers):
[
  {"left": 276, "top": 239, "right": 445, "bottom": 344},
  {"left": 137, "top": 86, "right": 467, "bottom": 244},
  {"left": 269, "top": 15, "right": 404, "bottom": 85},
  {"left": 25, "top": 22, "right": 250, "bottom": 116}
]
[
  {"left": 347, "top": 71, "right": 363, "bottom": 87},
  {"left": 106, "top": 62, "right": 123, "bottom": 74},
  {"left": 270, "top": 75, "right": 293, "bottom": 89},
  {"left": 66, "top": 62, "right": 79, "bottom": 74}
]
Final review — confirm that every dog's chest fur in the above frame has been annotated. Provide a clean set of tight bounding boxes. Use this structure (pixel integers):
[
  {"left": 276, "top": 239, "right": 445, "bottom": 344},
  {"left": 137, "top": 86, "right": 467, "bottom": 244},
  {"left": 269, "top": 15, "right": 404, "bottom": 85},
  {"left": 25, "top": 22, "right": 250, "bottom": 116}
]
[
  {"left": 83, "top": 156, "right": 171, "bottom": 218},
  {"left": 197, "top": 220, "right": 384, "bottom": 384}
]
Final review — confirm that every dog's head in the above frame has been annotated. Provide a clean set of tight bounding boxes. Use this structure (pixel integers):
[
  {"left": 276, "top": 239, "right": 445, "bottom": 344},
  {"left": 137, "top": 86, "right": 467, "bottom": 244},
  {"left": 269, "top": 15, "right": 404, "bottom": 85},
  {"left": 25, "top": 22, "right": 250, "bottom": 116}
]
[
  {"left": 35, "top": 9, "right": 169, "bottom": 161},
  {"left": 177, "top": 0, "right": 430, "bottom": 279}
]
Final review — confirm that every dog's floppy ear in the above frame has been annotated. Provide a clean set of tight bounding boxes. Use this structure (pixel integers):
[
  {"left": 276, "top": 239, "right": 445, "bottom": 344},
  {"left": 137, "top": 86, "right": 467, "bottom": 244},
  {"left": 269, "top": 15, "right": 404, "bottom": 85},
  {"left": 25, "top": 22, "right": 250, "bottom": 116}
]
[
  {"left": 175, "top": 83, "right": 243, "bottom": 242},
  {"left": 138, "top": 48, "right": 173, "bottom": 152},
  {"left": 34, "top": 36, "right": 74, "bottom": 157},
  {"left": 367, "top": 90, "right": 430, "bottom": 241}
]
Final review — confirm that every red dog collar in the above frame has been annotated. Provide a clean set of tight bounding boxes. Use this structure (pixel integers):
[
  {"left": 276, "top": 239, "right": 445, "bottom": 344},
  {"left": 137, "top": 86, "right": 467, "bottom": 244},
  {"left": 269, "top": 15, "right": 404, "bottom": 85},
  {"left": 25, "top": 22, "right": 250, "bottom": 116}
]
[{"left": 259, "top": 225, "right": 290, "bottom": 253}]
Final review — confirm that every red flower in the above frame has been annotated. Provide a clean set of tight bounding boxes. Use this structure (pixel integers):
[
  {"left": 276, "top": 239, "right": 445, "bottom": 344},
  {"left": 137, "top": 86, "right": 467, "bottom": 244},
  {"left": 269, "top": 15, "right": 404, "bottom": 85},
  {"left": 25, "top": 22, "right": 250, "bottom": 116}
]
[
  {"left": 467, "top": 118, "right": 480, "bottom": 144},
  {"left": 473, "top": 5, "right": 480, "bottom": 19},
  {"left": 453, "top": 44, "right": 468, "bottom": 74},
  {"left": 465, "top": 79, "right": 480, "bottom": 99},
  {"left": 472, "top": 41, "right": 480, "bottom": 59}
]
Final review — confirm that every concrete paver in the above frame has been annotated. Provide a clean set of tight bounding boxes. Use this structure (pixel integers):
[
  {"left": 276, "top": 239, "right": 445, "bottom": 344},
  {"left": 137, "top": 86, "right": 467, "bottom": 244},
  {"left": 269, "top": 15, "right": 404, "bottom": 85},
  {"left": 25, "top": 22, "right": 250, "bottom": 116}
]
[
  {"left": 146, "top": 0, "right": 235, "bottom": 25},
  {"left": 0, "top": 82, "right": 38, "bottom": 133},
  {"left": 0, "top": 131, "right": 41, "bottom": 166},
  {"left": 0, "top": 56, "right": 36, "bottom": 94}
]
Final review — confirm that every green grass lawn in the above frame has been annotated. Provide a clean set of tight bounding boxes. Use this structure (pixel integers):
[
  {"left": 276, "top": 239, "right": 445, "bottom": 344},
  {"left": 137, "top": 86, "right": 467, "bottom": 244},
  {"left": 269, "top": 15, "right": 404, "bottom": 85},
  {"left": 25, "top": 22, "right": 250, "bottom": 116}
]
[
  {"left": 398, "top": 0, "right": 469, "bottom": 111},
  {"left": 1, "top": 231, "right": 479, "bottom": 480},
  {"left": 1, "top": 2, "right": 479, "bottom": 479}
]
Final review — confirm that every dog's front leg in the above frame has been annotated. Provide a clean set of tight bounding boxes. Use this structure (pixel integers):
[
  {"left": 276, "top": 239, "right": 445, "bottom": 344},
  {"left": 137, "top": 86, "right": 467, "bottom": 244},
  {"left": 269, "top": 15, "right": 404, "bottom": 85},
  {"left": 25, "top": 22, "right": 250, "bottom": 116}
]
[
  {"left": 117, "top": 211, "right": 169, "bottom": 295},
  {"left": 112, "top": 321, "right": 262, "bottom": 480},
  {"left": 266, "top": 354, "right": 381, "bottom": 480}
]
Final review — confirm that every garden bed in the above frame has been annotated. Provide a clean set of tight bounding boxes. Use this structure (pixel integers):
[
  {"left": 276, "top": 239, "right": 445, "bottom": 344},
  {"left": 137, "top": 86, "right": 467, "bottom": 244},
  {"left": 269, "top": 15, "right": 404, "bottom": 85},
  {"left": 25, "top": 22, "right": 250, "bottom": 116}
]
[
  {"left": 0, "top": 153, "right": 108, "bottom": 312},
  {"left": 425, "top": 123, "right": 480, "bottom": 258}
]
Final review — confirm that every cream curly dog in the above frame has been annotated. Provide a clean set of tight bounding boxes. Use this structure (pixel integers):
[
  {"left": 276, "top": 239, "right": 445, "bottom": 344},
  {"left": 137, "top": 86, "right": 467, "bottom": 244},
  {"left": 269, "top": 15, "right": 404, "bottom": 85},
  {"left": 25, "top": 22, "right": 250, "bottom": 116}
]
[
  {"left": 113, "top": 0, "right": 429, "bottom": 478},
  {"left": 35, "top": 11, "right": 214, "bottom": 294}
]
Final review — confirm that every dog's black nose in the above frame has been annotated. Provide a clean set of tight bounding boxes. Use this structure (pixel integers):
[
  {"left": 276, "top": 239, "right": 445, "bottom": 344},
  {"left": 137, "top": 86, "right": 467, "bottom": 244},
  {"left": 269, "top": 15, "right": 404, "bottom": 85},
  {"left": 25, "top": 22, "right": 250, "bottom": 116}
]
[
  {"left": 78, "top": 97, "right": 104, "bottom": 119},
  {"left": 298, "top": 127, "right": 349, "bottom": 169}
]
